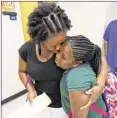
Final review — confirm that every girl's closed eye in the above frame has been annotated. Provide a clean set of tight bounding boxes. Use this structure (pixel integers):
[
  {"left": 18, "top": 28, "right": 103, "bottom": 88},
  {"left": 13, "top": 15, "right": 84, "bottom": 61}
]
[{"left": 62, "top": 54, "right": 66, "bottom": 60}]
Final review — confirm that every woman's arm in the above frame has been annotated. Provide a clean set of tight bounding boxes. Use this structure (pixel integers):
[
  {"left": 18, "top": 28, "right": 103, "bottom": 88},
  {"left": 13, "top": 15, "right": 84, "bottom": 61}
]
[
  {"left": 81, "top": 56, "right": 108, "bottom": 109},
  {"left": 18, "top": 56, "right": 35, "bottom": 92},
  {"left": 69, "top": 90, "right": 90, "bottom": 118},
  {"left": 19, "top": 56, "right": 37, "bottom": 104},
  {"left": 97, "top": 56, "right": 108, "bottom": 87}
]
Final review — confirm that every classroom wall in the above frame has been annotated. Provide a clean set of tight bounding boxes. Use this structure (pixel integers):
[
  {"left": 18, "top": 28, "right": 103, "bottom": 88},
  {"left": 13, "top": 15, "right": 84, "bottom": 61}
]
[
  {"left": 58, "top": 2, "right": 109, "bottom": 49},
  {"left": 103, "top": 2, "right": 117, "bottom": 52},
  {"left": 2, "top": 2, "right": 39, "bottom": 100},
  {"left": 2, "top": 2, "right": 25, "bottom": 100},
  {"left": 104, "top": 2, "right": 117, "bottom": 29},
  {"left": 19, "top": 2, "right": 38, "bottom": 42}
]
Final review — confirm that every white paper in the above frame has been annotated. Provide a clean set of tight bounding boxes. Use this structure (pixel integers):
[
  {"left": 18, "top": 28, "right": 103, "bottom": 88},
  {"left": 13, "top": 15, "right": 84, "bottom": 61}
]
[{"left": 7, "top": 93, "right": 52, "bottom": 118}]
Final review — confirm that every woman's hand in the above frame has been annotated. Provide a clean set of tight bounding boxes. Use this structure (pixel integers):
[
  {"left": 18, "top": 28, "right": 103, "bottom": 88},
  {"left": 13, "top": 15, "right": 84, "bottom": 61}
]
[
  {"left": 80, "top": 57, "right": 108, "bottom": 110},
  {"left": 26, "top": 89, "right": 37, "bottom": 104},
  {"left": 80, "top": 84, "right": 103, "bottom": 110}
]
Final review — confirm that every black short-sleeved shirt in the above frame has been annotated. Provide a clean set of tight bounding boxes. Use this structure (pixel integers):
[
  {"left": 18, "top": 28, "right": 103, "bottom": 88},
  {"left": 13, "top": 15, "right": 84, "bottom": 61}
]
[{"left": 19, "top": 41, "right": 65, "bottom": 108}]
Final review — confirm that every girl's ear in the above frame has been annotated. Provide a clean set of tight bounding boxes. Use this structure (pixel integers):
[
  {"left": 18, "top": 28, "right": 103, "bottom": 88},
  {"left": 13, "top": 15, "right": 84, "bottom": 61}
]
[{"left": 72, "top": 61, "right": 80, "bottom": 68}]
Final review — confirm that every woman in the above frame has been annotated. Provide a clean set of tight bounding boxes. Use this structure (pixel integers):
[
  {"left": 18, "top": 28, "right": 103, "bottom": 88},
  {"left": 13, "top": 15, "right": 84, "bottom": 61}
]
[
  {"left": 18, "top": 2, "right": 107, "bottom": 118},
  {"left": 55, "top": 35, "right": 108, "bottom": 118}
]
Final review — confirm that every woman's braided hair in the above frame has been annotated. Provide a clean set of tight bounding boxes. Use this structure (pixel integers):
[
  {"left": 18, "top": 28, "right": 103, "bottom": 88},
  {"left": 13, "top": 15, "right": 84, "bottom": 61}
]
[{"left": 28, "top": 2, "right": 72, "bottom": 42}]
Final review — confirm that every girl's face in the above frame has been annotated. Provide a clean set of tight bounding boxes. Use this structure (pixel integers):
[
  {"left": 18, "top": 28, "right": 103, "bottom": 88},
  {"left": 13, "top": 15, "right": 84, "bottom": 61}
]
[
  {"left": 55, "top": 41, "right": 78, "bottom": 69},
  {"left": 43, "top": 32, "right": 66, "bottom": 53}
]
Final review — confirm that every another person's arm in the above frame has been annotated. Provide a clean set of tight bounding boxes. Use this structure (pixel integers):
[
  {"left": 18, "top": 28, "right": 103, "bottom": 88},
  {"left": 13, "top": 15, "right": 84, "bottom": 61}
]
[
  {"left": 104, "top": 40, "right": 108, "bottom": 57},
  {"left": 104, "top": 23, "right": 110, "bottom": 57}
]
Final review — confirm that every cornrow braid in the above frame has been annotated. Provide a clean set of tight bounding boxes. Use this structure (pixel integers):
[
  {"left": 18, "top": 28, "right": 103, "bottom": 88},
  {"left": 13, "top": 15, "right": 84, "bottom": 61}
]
[
  {"left": 67, "top": 35, "right": 101, "bottom": 76},
  {"left": 28, "top": 2, "right": 72, "bottom": 43}
]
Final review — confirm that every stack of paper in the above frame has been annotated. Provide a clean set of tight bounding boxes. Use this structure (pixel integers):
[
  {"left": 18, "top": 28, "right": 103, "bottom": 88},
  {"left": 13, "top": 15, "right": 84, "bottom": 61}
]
[{"left": 7, "top": 93, "right": 52, "bottom": 118}]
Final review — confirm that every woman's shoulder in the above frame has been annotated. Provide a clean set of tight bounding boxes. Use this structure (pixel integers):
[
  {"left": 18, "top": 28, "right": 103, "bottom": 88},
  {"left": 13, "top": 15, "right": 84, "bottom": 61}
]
[
  {"left": 19, "top": 40, "right": 34, "bottom": 53},
  {"left": 18, "top": 40, "right": 34, "bottom": 62},
  {"left": 20, "top": 40, "right": 33, "bottom": 49}
]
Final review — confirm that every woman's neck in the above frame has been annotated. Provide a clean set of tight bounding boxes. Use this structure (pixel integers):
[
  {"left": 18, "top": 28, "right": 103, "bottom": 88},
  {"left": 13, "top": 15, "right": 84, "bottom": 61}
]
[
  {"left": 35, "top": 43, "right": 54, "bottom": 62},
  {"left": 40, "top": 43, "right": 54, "bottom": 58}
]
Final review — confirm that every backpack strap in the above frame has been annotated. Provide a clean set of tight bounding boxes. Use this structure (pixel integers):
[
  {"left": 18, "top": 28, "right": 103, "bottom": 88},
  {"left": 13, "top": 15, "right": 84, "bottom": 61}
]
[
  {"left": 68, "top": 104, "right": 108, "bottom": 118},
  {"left": 90, "top": 103, "right": 108, "bottom": 117}
]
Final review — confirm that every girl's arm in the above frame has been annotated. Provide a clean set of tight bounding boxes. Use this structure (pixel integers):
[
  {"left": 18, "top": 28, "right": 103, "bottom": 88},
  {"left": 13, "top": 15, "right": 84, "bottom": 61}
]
[{"left": 69, "top": 90, "right": 90, "bottom": 118}]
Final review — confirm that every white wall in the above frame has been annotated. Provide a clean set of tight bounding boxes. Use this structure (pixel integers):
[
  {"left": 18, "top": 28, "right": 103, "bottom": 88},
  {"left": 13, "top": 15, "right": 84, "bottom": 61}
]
[
  {"left": 102, "top": 2, "right": 117, "bottom": 52},
  {"left": 2, "top": 2, "right": 25, "bottom": 100},
  {"left": 58, "top": 2, "right": 109, "bottom": 49},
  {"left": 2, "top": 2, "right": 117, "bottom": 100},
  {"left": 104, "top": 2, "right": 117, "bottom": 29}
]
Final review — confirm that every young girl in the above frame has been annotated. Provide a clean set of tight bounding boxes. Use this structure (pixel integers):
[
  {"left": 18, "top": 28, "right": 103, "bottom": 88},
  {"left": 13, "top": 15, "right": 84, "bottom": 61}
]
[{"left": 55, "top": 35, "right": 107, "bottom": 118}]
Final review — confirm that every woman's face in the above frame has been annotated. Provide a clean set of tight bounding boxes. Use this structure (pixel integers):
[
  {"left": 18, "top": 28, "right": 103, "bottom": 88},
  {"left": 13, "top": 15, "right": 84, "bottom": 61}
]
[
  {"left": 55, "top": 41, "right": 78, "bottom": 69},
  {"left": 43, "top": 32, "right": 66, "bottom": 53}
]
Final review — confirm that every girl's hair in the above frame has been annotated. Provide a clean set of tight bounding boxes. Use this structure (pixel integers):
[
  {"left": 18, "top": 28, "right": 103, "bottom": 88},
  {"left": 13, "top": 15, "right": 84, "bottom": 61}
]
[
  {"left": 67, "top": 35, "right": 101, "bottom": 76},
  {"left": 28, "top": 2, "right": 72, "bottom": 42}
]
